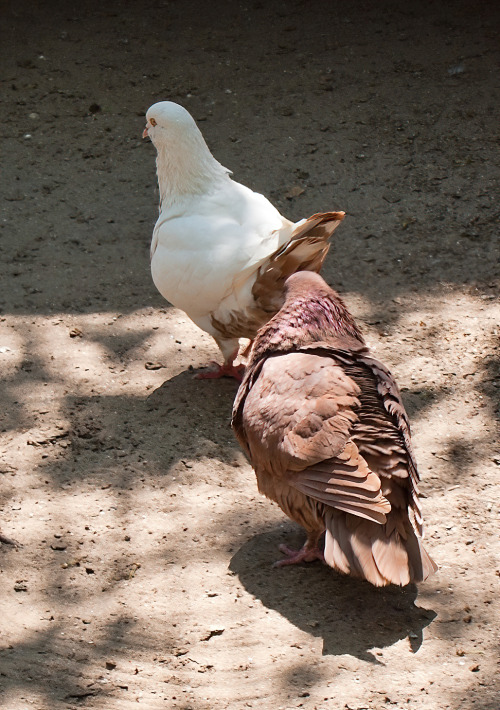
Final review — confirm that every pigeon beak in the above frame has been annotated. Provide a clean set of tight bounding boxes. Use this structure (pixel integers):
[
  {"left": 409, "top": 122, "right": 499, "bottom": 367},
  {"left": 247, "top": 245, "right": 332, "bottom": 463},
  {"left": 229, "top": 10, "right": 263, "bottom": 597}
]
[{"left": 142, "top": 123, "right": 150, "bottom": 139}]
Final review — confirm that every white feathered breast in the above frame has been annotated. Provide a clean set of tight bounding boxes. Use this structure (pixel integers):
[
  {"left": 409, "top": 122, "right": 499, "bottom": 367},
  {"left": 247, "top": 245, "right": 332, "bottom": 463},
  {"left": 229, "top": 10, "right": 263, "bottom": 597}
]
[{"left": 150, "top": 179, "right": 293, "bottom": 320}]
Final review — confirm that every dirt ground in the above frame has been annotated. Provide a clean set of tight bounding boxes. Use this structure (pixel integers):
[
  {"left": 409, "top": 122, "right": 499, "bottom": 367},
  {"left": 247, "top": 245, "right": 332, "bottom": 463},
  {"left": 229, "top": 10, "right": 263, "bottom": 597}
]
[{"left": 1, "top": 1, "right": 499, "bottom": 708}]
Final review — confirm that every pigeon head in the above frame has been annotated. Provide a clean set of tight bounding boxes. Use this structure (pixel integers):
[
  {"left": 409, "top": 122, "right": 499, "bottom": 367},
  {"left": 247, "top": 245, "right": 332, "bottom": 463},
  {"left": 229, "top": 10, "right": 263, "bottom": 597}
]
[
  {"left": 248, "top": 271, "right": 365, "bottom": 362},
  {"left": 142, "top": 101, "right": 230, "bottom": 201},
  {"left": 143, "top": 101, "right": 199, "bottom": 145},
  {"left": 283, "top": 270, "right": 333, "bottom": 301}
]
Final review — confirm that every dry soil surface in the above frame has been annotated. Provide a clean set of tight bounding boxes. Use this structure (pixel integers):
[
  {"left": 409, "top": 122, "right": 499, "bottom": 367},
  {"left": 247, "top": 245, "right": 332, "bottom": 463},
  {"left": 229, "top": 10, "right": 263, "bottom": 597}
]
[{"left": 1, "top": 2, "right": 499, "bottom": 709}]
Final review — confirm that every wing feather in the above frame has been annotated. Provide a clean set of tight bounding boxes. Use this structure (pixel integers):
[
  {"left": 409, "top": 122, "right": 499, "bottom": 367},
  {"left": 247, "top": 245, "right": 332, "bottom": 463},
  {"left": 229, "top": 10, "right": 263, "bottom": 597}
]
[{"left": 234, "top": 352, "right": 390, "bottom": 525}]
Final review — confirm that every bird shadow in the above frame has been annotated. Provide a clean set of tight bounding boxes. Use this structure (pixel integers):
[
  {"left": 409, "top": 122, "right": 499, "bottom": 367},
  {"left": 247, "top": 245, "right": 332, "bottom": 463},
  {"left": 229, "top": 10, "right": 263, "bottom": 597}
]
[{"left": 230, "top": 523, "right": 436, "bottom": 661}]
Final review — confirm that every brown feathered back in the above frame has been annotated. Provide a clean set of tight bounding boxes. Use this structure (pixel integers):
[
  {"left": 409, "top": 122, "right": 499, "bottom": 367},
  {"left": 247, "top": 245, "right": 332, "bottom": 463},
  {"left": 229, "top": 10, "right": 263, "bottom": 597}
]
[{"left": 232, "top": 271, "right": 437, "bottom": 587}]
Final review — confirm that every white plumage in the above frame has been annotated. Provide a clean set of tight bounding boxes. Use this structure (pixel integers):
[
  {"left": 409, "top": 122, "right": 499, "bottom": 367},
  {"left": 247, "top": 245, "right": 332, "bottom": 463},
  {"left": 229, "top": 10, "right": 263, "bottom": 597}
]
[{"left": 143, "top": 101, "right": 344, "bottom": 378}]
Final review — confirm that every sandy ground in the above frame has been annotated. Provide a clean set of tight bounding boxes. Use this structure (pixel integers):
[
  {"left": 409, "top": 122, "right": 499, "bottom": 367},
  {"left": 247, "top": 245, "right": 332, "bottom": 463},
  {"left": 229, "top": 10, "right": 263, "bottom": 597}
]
[{"left": 1, "top": 1, "right": 499, "bottom": 708}]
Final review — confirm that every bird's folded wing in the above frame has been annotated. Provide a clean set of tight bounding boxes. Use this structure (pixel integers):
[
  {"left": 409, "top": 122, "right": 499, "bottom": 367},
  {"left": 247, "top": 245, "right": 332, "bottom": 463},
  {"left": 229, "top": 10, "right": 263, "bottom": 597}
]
[
  {"left": 251, "top": 212, "right": 345, "bottom": 315},
  {"left": 356, "top": 353, "right": 423, "bottom": 533},
  {"left": 232, "top": 358, "right": 265, "bottom": 458},
  {"left": 233, "top": 351, "right": 390, "bottom": 525},
  {"left": 299, "top": 344, "right": 419, "bottom": 483},
  {"left": 235, "top": 351, "right": 359, "bottom": 467},
  {"left": 287, "top": 442, "right": 391, "bottom": 524},
  {"left": 299, "top": 344, "right": 423, "bottom": 534}
]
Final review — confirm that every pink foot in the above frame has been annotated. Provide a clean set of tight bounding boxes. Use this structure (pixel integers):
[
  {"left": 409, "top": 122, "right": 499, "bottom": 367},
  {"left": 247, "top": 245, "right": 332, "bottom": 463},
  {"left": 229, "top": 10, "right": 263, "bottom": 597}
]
[
  {"left": 195, "top": 361, "right": 245, "bottom": 381},
  {"left": 273, "top": 543, "right": 325, "bottom": 567}
]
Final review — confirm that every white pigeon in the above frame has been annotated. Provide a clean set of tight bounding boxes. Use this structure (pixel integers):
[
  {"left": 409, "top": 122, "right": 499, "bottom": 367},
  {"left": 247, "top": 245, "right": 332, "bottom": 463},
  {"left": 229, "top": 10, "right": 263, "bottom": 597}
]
[{"left": 142, "top": 101, "right": 345, "bottom": 379}]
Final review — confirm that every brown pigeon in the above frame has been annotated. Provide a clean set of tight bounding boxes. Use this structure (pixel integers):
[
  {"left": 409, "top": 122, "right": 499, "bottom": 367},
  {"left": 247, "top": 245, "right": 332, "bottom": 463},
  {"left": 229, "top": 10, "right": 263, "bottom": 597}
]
[
  {"left": 143, "top": 101, "right": 344, "bottom": 379},
  {"left": 232, "top": 271, "right": 437, "bottom": 586}
]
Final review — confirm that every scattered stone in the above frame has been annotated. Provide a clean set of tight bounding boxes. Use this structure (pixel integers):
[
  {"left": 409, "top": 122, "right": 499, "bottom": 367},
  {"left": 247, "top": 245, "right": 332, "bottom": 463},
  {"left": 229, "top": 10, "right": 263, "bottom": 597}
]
[
  {"left": 284, "top": 185, "right": 305, "bottom": 199},
  {"left": 201, "top": 625, "right": 225, "bottom": 641},
  {"left": 145, "top": 362, "right": 164, "bottom": 370}
]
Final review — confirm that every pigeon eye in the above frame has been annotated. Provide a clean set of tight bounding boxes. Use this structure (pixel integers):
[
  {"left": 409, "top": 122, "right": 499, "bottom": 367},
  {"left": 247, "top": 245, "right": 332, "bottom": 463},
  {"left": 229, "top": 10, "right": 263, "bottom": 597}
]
[{"left": 149, "top": 118, "right": 157, "bottom": 127}]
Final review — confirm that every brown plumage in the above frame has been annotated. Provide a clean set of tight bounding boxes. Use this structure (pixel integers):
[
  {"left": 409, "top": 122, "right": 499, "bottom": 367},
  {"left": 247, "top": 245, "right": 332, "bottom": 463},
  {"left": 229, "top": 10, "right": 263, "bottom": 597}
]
[{"left": 232, "top": 271, "right": 437, "bottom": 587}]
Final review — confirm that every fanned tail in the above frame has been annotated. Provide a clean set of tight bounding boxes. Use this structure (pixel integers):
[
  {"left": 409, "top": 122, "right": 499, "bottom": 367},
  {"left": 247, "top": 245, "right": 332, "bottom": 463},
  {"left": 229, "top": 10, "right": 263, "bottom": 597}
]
[
  {"left": 251, "top": 211, "right": 345, "bottom": 315},
  {"left": 324, "top": 508, "right": 438, "bottom": 587}
]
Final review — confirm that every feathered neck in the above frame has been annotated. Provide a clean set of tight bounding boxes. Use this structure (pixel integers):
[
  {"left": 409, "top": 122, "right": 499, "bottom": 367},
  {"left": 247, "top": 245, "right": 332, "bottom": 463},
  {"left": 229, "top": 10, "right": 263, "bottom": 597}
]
[
  {"left": 154, "top": 127, "right": 230, "bottom": 209},
  {"left": 249, "top": 290, "right": 365, "bottom": 363}
]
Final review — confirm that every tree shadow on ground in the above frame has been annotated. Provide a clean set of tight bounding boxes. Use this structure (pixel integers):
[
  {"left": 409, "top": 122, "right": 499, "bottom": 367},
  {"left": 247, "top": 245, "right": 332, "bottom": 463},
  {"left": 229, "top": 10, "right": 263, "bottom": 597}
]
[
  {"left": 147, "top": 369, "right": 240, "bottom": 459},
  {"left": 478, "top": 353, "right": 500, "bottom": 423}
]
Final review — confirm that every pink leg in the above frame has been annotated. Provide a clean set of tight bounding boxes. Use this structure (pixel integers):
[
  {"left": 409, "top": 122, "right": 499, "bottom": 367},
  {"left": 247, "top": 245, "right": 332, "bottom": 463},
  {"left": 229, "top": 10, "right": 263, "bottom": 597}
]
[
  {"left": 195, "top": 344, "right": 245, "bottom": 381},
  {"left": 195, "top": 361, "right": 245, "bottom": 381},
  {"left": 273, "top": 534, "right": 325, "bottom": 567}
]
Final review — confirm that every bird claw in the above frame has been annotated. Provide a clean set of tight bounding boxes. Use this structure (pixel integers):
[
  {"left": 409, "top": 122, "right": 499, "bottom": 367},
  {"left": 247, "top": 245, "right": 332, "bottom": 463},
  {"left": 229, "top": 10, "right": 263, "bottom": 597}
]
[
  {"left": 195, "top": 362, "right": 245, "bottom": 381},
  {"left": 273, "top": 542, "right": 325, "bottom": 567}
]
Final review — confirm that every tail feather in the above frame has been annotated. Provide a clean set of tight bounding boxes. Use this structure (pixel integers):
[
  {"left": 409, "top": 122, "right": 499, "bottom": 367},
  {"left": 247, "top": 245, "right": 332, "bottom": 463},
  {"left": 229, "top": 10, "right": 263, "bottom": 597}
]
[
  {"left": 371, "top": 535, "right": 411, "bottom": 586},
  {"left": 324, "top": 509, "right": 437, "bottom": 587},
  {"left": 252, "top": 212, "right": 345, "bottom": 315},
  {"left": 403, "top": 525, "right": 439, "bottom": 582}
]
